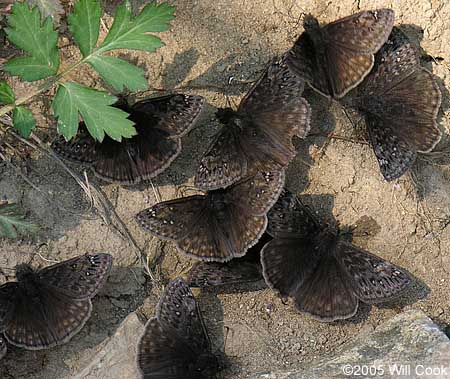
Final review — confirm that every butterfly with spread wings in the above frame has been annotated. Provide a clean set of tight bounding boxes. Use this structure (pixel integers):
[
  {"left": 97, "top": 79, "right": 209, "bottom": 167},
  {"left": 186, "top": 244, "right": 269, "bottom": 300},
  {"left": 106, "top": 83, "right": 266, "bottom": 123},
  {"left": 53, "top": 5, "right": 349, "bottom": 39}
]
[
  {"left": 0, "top": 253, "right": 112, "bottom": 351},
  {"left": 137, "top": 169, "right": 284, "bottom": 262},
  {"left": 286, "top": 9, "right": 394, "bottom": 99},
  {"left": 342, "top": 27, "right": 442, "bottom": 181},
  {"left": 261, "top": 190, "right": 411, "bottom": 322},
  {"left": 194, "top": 57, "right": 311, "bottom": 191},
  {"left": 137, "top": 278, "right": 220, "bottom": 379},
  {"left": 52, "top": 94, "right": 205, "bottom": 184}
]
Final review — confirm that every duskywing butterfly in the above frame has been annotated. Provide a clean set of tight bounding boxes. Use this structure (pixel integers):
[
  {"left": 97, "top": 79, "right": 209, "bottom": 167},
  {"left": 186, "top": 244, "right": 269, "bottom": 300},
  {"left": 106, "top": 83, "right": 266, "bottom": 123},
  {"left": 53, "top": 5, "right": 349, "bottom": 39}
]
[
  {"left": 286, "top": 9, "right": 394, "bottom": 99},
  {"left": 343, "top": 27, "right": 442, "bottom": 180},
  {"left": 0, "top": 253, "right": 112, "bottom": 350},
  {"left": 136, "top": 169, "right": 284, "bottom": 262},
  {"left": 261, "top": 190, "right": 411, "bottom": 322},
  {"left": 137, "top": 278, "right": 219, "bottom": 379},
  {"left": 194, "top": 57, "right": 311, "bottom": 191},
  {"left": 52, "top": 94, "right": 205, "bottom": 184},
  {"left": 186, "top": 233, "right": 272, "bottom": 288}
]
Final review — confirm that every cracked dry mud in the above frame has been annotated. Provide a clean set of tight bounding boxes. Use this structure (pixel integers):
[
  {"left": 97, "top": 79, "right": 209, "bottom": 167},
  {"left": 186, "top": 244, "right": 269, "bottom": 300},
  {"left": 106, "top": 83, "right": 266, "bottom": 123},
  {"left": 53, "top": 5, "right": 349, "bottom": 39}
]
[{"left": 1, "top": 0, "right": 450, "bottom": 378}]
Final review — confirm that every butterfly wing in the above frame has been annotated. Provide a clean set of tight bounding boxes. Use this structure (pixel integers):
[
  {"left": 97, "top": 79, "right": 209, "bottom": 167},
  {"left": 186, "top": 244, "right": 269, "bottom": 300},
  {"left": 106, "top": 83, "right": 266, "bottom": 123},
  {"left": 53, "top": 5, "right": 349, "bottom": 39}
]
[
  {"left": 324, "top": 9, "right": 395, "bottom": 54},
  {"left": 358, "top": 28, "right": 441, "bottom": 154},
  {"left": 336, "top": 240, "right": 411, "bottom": 303},
  {"left": 0, "top": 335, "right": 6, "bottom": 360},
  {"left": 194, "top": 124, "right": 248, "bottom": 190},
  {"left": 51, "top": 124, "right": 98, "bottom": 165},
  {"left": 131, "top": 94, "right": 205, "bottom": 137},
  {"left": 137, "top": 318, "right": 203, "bottom": 379},
  {"left": 266, "top": 189, "right": 320, "bottom": 239},
  {"left": 0, "top": 282, "right": 18, "bottom": 331},
  {"left": 37, "top": 253, "right": 113, "bottom": 300},
  {"left": 137, "top": 278, "right": 218, "bottom": 379},
  {"left": 366, "top": 113, "right": 417, "bottom": 181},
  {"left": 136, "top": 195, "right": 207, "bottom": 241},
  {"left": 4, "top": 289, "right": 92, "bottom": 350}
]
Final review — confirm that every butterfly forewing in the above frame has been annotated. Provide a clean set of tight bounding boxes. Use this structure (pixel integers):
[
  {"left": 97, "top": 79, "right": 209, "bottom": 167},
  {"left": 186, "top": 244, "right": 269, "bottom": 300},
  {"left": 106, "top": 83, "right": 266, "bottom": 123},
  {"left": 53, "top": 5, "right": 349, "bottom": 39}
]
[
  {"left": 136, "top": 196, "right": 207, "bottom": 241},
  {"left": 195, "top": 124, "right": 248, "bottom": 191},
  {"left": 132, "top": 94, "right": 205, "bottom": 137},
  {"left": 337, "top": 241, "right": 411, "bottom": 303},
  {"left": 156, "top": 278, "right": 211, "bottom": 352},
  {"left": 137, "top": 318, "right": 201, "bottom": 379},
  {"left": 38, "top": 253, "right": 112, "bottom": 300},
  {"left": 267, "top": 189, "right": 320, "bottom": 239},
  {"left": 0, "top": 283, "right": 18, "bottom": 331}
]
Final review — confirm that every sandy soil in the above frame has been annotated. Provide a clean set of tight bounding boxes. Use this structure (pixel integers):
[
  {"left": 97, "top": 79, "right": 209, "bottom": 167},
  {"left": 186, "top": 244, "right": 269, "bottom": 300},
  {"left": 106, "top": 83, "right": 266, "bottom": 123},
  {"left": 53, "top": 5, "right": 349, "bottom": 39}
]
[{"left": 1, "top": 0, "right": 450, "bottom": 378}]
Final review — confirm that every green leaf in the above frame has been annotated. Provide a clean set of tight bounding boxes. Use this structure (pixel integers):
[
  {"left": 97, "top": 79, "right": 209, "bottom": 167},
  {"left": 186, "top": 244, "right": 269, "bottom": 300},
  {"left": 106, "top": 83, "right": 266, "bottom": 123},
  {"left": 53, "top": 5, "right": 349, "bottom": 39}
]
[
  {"left": 4, "top": 2, "right": 60, "bottom": 81},
  {"left": 12, "top": 106, "right": 36, "bottom": 138},
  {"left": 68, "top": 0, "right": 101, "bottom": 58},
  {"left": 99, "top": 1, "right": 175, "bottom": 53},
  {"left": 53, "top": 82, "right": 136, "bottom": 142},
  {"left": 0, "top": 81, "right": 15, "bottom": 104},
  {"left": 27, "top": 0, "right": 64, "bottom": 24},
  {"left": 0, "top": 203, "right": 38, "bottom": 239},
  {"left": 87, "top": 55, "right": 148, "bottom": 92}
]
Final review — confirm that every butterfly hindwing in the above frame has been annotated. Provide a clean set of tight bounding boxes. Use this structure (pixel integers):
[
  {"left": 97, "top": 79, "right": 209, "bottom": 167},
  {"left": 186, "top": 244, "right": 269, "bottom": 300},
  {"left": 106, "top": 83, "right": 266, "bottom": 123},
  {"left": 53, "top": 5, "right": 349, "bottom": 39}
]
[
  {"left": 337, "top": 241, "right": 411, "bottom": 303},
  {"left": 366, "top": 113, "right": 417, "bottom": 181},
  {"left": 38, "top": 253, "right": 113, "bottom": 300},
  {"left": 4, "top": 290, "right": 92, "bottom": 350}
]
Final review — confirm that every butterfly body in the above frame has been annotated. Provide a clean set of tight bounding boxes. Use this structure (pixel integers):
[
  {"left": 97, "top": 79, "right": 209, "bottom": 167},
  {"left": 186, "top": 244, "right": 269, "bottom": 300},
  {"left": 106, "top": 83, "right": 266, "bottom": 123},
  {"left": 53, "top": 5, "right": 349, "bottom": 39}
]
[
  {"left": 137, "top": 278, "right": 220, "bottom": 379},
  {"left": 52, "top": 94, "right": 205, "bottom": 184},
  {"left": 262, "top": 190, "right": 411, "bottom": 322},
  {"left": 0, "top": 253, "right": 112, "bottom": 350}
]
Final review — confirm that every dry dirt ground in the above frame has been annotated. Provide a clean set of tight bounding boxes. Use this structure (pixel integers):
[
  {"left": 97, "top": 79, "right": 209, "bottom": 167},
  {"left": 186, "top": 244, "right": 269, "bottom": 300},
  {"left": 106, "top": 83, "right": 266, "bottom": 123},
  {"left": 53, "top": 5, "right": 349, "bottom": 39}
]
[{"left": 1, "top": 0, "right": 450, "bottom": 378}]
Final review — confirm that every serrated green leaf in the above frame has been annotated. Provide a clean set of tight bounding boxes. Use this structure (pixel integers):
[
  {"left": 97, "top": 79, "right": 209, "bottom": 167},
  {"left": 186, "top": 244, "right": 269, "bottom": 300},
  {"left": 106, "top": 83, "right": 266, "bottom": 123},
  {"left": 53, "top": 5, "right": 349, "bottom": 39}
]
[
  {"left": 27, "top": 0, "right": 64, "bottom": 24},
  {"left": 0, "top": 203, "right": 38, "bottom": 239},
  {"left": 12, "top": 106, "right": 36, "bottom": 138},
  {"left": 53, "top": 82, "right": 136, "bottom": 142},
  {"left": 0, "top": 80, "right": 15, "bottom": 104},
  {"left": 87, "top": 55, "right": 148, "bottom": 92},
  {"left": 99, "top": 1, "right": 175, "bottom": 53},
  {"left": 68, "top": 0, "right": 101, "bottom": 58},
  {"left": 5, "top": 2, "right": 59, "bottom": 81}
]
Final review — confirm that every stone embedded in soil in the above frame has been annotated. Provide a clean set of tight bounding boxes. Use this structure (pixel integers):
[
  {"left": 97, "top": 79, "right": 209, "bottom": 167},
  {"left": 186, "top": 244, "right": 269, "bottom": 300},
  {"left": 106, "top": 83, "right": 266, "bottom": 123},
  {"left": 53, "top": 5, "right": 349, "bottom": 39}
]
[
  {"left": 70, "top": 313, "right": 144, "bottom": 379},
  {"left": 249, "top": 310, "right": 450, "bottom": 379}
]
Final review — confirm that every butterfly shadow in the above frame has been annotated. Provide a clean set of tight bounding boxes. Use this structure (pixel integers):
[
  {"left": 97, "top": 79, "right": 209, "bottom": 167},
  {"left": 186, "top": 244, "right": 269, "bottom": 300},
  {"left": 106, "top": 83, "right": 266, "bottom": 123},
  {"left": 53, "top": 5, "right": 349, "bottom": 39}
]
[
  {"left": 288, "top": 89, "right": 338, "bottom": 193},
  {"left": 195, "top": 291, "right": 233, "bottom": 373},
  {"left": 0, "top": 265, "right": 149, "bottom": 379}
]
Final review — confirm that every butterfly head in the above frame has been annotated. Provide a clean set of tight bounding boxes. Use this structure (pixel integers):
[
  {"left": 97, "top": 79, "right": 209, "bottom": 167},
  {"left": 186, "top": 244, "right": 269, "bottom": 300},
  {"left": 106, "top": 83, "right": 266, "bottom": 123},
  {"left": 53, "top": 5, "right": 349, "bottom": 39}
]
[
  {"left": 303, "top": 14, "right": 320, "bottom": 33},
  {"left": 15, "top": 263, "right": 36, "bottom": 282}
]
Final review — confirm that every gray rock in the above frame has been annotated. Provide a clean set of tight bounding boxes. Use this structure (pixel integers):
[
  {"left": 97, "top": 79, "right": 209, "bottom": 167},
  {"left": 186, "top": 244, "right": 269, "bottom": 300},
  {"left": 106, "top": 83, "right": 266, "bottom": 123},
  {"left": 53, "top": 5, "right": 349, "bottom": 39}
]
[
  {"left": 71, "top": 313, "right": 144, "bottom": 379},
  {"left": 250, "top": 310, "right": 450, "bottom": 379}
]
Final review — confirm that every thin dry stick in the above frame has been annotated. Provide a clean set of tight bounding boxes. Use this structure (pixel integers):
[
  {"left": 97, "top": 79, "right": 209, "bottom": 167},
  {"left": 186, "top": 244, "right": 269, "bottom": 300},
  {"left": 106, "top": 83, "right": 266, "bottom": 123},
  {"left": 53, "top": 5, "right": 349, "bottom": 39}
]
[{"left": 6, "top": 129, "right": 157, "bottom": 283}]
